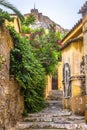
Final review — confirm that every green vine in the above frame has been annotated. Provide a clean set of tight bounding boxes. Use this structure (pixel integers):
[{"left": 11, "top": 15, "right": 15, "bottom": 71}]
[{"left": 8, "top": 26, "right": 46, "bottom": 113}]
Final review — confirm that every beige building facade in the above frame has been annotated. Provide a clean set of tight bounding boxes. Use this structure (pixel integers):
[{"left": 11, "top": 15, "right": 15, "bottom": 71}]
[{"left": 57, "top": 2, "right": 87, "bottom": 119}]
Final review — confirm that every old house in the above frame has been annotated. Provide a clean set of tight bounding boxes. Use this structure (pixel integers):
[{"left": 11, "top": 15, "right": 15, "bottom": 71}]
[
  {"left": 58, "top": 1, "right": 87, "bottom": 118},
  {"left": 60, "top": 19, "right": 85, "bottom": 114}
]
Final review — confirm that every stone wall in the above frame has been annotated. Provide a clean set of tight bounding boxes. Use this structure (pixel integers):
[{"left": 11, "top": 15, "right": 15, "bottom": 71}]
[
  {"left": 70, "top": 96, "right": 85, "bottom": 115},
  {"left": 63, "top": 96, "right": 85, "bottom": 116},
  {"left": 0, "top": 25, "right": 24, "bottom": 130}
]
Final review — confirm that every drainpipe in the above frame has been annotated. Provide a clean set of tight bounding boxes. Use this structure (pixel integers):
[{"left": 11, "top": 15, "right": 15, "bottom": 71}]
[{"left": 79, "top": 1, "right": 87, "bottom": 123}]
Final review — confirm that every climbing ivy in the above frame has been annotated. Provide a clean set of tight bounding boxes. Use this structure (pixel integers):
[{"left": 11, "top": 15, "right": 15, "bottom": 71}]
[{"left": 8, "top": 26, "right": 46, "bottom": 113}]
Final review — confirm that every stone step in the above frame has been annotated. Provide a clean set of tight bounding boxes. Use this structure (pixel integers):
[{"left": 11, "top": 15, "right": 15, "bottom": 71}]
[
  {"left": 24, "top": 112, "right": 85, "bottom": 123},
  {"left": 22, "top": 129, "right": 67, "bottom": 130},
  {"left": 45, "top": 100, "right": 62, "bottom": 107},
  {"left": 22, "top": 129, "right": 66, "bottom": 130},
  {"left": 17, "top": 88, "right": 86, "bottom": 130},
  {"left": 18, "top": 121, "right": 83, "bottom": 130},
  {"left": 24, "top": 115, "right": 70, "bottom": 122},
  {"left": 27, "top": 111, "right": 72, "bottom": 117},
  {"left": 46, "top": 90, "right": 63, "bottom": 100},
  {"left": 49, "top": 90, "right": 63, "bottom": 95},
  {"left": 49, "top": 90, "right": 63, "bottom": 97},
  {"left": 47, "top": 96, "right": 62, "bottom": 100}
]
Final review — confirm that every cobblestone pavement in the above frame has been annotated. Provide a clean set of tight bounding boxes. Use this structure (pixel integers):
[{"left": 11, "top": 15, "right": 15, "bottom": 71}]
[{"left": 17, "top": 90, "right": 87, "bottom": 130}]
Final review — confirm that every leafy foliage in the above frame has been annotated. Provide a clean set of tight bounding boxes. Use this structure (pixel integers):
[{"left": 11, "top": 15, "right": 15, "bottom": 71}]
[
  {"left": 29, "top": 26, "right": 62, "bottom": 74},
  {"left": 46, "top": 24, "right": 63, "bottom": 48},
  {"left": 0, "top": 8, "right": 13, "bottom": 24},
  {"left": 21, "top": 14, "right": 36, "bottom": 33},
  {"left": 8, "top": 26, "right": 46, "bottom": 113},
  {"left": 0, "top": 0, "right": 24, "bottom": 21},
  {"left": 23, "top": 14, "right": 36, "bottom": 26}
]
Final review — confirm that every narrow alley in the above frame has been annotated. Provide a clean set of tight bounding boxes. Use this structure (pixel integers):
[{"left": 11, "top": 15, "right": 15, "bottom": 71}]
[{"left": 17, "top": 90, "right": 86, "bottom": 130}]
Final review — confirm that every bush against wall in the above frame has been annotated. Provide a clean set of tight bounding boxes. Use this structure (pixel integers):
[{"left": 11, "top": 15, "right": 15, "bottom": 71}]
[
  {"left": 21, "top": 15, "right": 62, "bottom": 75},
  {"left": 8, "top": 26, "right": 46, "bottom": 113},
  {"left": 7, "top": 17, "right": 63, "bottom": 114}
]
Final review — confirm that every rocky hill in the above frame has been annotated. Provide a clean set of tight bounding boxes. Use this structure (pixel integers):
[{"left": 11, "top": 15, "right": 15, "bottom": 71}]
[{"left": 24, "top": 8, "right": 68, "bottom": 33}]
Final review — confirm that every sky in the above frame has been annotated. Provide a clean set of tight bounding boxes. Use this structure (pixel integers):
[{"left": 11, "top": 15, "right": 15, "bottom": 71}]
[{"left": 1, "top": 0, "right": 86, "bottom": 29}]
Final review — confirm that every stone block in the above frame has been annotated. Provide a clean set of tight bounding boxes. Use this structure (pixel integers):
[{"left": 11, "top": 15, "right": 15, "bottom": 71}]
[{"left": 70, "top": 95, "right": 85, "bottom": 115}]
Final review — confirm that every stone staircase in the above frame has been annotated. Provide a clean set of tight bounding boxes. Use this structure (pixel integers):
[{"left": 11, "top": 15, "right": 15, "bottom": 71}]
[
  {"left": 17, "top": 90, "right": 85, "bottom": 130},
  {"left": 45, "top": 90, "right": 63, "bottom": 109},
  {"left": 47, "top": 90, "right": 63, "bottom": 100}
]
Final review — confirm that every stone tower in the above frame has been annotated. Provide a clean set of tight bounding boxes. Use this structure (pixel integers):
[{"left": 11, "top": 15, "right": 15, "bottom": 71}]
[{"left": 31, "top": 4, "right": 39, "bottom": 22}]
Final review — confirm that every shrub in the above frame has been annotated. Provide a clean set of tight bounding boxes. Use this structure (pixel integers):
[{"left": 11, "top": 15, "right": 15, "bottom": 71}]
[{"left": 8, "top": 26, "right": 46, "bottom": 113}]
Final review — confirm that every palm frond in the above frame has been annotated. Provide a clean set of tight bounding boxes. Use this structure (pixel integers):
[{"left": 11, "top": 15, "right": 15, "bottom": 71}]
[{"left": 0, "top": 0, "right": 24, "bottom": 21}]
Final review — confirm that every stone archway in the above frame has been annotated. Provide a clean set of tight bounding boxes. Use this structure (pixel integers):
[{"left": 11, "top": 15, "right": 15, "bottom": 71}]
[{"left": 63, "top": 63, "right": 71, "bottom": 97}]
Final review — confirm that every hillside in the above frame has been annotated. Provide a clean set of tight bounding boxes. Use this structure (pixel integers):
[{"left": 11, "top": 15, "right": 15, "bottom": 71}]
[{"left": 24, "top": 8, "right": 68, "bottom": 33}]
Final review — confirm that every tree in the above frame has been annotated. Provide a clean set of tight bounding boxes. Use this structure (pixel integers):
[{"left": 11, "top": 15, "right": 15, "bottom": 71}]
[
  {"left": 29, "top": 27, "right": 61, "bottom": 74},
  {"left": 0, "top": 0, "right": 24, "bottom": 21},
  {"left": 8, "top": 26, "right": 46, "bottom": 113},
  {"left": 23, "top": 14, "right": 36, "bottom": 26},
  {"left": 21, "top": 14, "right": 36, "bottom": 33}
]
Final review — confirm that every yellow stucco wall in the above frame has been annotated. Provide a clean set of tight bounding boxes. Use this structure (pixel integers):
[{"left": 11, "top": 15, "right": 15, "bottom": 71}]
[
  {"left": 61, "top": 40, "right": 83, "bottom": 96},
  {"left": 58, "top": 62, "right": 63, "bottom": 90},
  {"left": 71, "top": 41, "right": 83, "bottom": 97},
  {"left": 72, "top": 41, "right": 83, "bottom": 75},
  {"left": 72, "top": 81, "right": 82, "bottom": 96},
  {"left": 5, "top": 16, "right": 21, "bottom": 33},
  {"left": 58, "top": 44, "right": 74, "bottom": 91},
  {"left": 45, "top": 75, "right": 52, "bottom": 98}
]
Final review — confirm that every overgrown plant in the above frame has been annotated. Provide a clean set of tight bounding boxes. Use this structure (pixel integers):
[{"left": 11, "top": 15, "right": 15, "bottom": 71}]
[
  {"left": 8, "top": 26, "right": 46, "bottom": 113},
  {"left": 0, "top": 8, "right": 13, "bottom": 24},
  {"left": 29, "top": 27, "right": 62, "bottom": 74},
  {"left": 0, "top": 0, "right": 24, "bottom": 21},
  {"left": 21, "top": 14, "right": 36, "bottom": 33}
]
